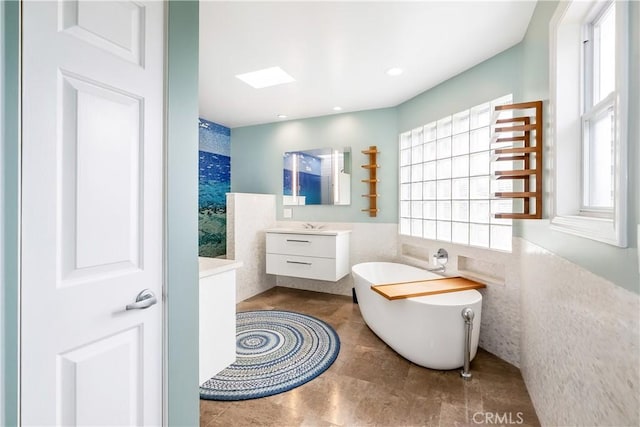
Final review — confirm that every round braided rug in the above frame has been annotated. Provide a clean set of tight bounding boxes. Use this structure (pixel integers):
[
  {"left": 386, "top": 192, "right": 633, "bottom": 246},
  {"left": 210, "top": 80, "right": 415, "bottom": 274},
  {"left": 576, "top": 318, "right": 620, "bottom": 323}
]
[{"left": 200, "top": 310, "right": 340, "bottom": 401}]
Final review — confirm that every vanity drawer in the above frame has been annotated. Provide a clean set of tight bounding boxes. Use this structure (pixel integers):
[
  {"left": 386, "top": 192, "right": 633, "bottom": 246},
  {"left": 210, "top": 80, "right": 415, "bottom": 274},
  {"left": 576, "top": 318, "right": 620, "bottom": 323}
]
[
  {"left": 266, "top": 233, "right": 336, "bottom": 258},
  {"left": 266, "top": 254, "right": 339, "bottom": 281}
]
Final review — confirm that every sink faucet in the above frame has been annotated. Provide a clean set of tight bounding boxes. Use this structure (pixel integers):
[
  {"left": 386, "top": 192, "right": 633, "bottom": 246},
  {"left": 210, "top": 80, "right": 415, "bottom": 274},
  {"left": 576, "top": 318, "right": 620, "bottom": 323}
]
[{"left": 303, "top": 223, "right": 323, "bottom": 230}]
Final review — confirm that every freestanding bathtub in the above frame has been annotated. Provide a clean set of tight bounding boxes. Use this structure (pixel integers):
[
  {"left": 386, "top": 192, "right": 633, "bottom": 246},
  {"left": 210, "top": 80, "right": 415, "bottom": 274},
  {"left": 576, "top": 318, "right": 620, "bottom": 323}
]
[{"left": 352, "top": 262, "right": 482, "bottom": 370}]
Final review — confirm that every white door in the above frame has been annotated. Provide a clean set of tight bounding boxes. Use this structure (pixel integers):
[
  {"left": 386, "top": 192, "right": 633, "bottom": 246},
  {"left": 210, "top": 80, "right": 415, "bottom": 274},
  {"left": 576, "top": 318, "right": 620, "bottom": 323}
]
[{"left": 21, "top": 1, "right": 164, "bottom": 425}]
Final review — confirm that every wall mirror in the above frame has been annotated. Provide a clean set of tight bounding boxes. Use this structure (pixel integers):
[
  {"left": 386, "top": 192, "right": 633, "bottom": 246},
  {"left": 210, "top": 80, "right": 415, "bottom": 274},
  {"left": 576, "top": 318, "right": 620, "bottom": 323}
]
[{"left": 283, "top": 147, "right": 351, "bottom": 205}]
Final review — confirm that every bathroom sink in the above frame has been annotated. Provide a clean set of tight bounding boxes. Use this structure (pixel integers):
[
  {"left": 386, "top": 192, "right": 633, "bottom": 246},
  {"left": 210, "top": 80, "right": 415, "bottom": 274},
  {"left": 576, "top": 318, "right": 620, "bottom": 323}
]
[{"left": 264, "top": 227, "right": 351, "bottom": 236}]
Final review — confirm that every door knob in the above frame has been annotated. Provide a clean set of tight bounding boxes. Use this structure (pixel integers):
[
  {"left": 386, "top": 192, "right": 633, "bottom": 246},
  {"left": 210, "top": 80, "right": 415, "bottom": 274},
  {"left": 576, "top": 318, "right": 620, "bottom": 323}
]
[{"left": 126, "top": 289, "right": 157, "bottom": 310}]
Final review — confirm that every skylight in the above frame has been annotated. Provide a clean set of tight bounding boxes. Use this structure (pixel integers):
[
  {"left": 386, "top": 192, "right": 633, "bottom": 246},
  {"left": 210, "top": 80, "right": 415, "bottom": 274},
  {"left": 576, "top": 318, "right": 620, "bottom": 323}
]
[
  {"left": 235, "top": 66, "right": 296, "bottom": 89},
  {"left": 386, "top": 67, "right": 404, "bottom": 76}
]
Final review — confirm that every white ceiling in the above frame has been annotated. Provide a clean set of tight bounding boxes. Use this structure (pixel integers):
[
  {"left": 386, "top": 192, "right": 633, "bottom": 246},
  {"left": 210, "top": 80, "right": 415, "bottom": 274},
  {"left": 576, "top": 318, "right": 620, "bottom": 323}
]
[{"left": 199, "top": 1, "right": 537, "bottom": 129}]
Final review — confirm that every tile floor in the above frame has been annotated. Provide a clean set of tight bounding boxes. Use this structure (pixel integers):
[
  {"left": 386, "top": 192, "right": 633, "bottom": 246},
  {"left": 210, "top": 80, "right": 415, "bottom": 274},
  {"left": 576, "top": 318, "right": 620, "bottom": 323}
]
[{"left": 200, "top": 287, "right": 540, "bottom": 427}]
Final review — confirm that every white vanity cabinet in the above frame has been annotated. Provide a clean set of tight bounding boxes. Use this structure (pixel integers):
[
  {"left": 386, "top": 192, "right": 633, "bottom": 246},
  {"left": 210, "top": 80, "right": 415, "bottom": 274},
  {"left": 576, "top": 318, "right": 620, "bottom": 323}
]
[{"left": 265, "top": 229, "right": 351, "bottom": 281}]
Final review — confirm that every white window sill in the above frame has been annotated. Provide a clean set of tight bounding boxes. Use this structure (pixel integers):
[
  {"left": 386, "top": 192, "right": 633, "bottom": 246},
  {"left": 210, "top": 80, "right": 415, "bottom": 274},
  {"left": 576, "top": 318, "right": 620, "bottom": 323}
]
[{"left": 550, "top": 214, "right": 625, "bottom": 247}]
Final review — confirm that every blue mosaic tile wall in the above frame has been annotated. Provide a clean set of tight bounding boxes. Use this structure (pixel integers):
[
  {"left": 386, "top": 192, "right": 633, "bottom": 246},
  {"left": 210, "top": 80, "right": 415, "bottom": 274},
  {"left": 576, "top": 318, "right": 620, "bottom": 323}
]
[{"left": 199, "top": 118, "right": 230, "bottom": 257}]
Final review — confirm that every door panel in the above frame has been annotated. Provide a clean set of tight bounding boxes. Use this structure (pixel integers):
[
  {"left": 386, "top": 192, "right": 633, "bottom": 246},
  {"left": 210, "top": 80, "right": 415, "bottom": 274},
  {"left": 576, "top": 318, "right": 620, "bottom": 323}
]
[
  {"left": 59, "top": 72, "right": 142, "bottom": 283},
  {"left": 59, "top": 1, "right": 144, "bottom": 65},
  {"left": 58, "top": 327, "right": 142, "bottom": 426},
  {"left": 21, "top": 2, "right": 164, "bottom": 425}
]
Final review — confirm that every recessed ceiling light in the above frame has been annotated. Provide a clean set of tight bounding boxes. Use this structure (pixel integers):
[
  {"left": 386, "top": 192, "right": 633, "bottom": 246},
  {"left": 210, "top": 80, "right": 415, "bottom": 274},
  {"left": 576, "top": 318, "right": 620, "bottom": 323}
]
[
  {"left": 333, "top": 106, "right": 342, "bottom": 111},
  {"left": 277, "top": 114, "right": 288, "bottom": 119},
  {"left": 236, "top": 66, "right": 296, "bottom": 89},
  {"left": 386, "top": 67, "right": 404, "bottom": 76}
]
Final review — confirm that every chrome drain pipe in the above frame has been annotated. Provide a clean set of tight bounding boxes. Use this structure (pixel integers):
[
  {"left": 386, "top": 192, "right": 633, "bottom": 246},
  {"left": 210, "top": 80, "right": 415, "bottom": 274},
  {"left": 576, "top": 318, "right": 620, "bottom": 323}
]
[{"left": 460, "top": 307, "right": 475, "bottom": 380}]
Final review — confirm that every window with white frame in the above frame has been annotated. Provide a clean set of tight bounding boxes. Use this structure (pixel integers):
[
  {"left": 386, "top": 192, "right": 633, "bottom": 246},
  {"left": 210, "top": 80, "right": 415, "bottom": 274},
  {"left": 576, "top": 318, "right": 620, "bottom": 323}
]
[
  {"left": 582, "top": 1, "right": 616, "bottom": 213},
  {"left": 550, "top": 0, "right": 628, "bottom": 246},
  {"left": 399, "top": 95, "right": 513, "bottom": 252}
]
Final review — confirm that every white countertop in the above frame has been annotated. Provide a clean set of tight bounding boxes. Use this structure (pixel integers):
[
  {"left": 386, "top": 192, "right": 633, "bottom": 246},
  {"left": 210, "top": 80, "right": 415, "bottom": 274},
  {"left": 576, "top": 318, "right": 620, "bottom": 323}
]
[
  {"left": 198, "top": 257, "right": 243, "bottom": 279},
  {"left": 265, "top": 228, "right": 352, "bottom": 236}
]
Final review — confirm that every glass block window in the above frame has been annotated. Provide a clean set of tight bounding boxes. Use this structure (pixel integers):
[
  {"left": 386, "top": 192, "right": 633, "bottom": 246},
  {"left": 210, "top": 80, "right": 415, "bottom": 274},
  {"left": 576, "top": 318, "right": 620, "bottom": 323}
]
[{"left": 399, "top": 95, "right": 513, "bottom": 251}]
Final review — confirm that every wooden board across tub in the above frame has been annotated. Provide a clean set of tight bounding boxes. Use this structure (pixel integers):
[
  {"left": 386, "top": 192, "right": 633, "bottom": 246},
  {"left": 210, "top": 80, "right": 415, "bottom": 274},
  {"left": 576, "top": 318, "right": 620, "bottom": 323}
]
[{"left": 371, "top": 276, "right": 486, "bottom": 300}]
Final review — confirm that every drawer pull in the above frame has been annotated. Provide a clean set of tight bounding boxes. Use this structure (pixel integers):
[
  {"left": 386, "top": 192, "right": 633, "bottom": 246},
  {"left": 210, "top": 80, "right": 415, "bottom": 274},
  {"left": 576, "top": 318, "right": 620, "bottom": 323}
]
[
  {"left": 286, "top": 239, "right": 311, "bottom": 243},
  {"left": 286, "top": 260, "right": 312, "bottom": 266}
]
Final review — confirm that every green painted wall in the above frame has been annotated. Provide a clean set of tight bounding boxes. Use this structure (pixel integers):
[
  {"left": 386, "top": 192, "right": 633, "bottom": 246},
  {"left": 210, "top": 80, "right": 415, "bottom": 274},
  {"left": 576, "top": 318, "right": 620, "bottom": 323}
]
[
  {"left": 633, "top": 2, "right": 640, "bottom": 258},
  {"left": 231, "top": 108, "right": 398, "bottom": 223},
  {"left": 397, "top": 44, "right": 523, "bottom": 133},
  {"left": 520, "top": 1, "right": 557, "bottom": 103},
  {"left": 167, "top": 1, "right": 200, "bottom": 425},
  {"left": 514, "top": 1, "right": 639, "bottom": 294},
  {"left": 2, "top": 1, "right": 19, "bottom": 425}
]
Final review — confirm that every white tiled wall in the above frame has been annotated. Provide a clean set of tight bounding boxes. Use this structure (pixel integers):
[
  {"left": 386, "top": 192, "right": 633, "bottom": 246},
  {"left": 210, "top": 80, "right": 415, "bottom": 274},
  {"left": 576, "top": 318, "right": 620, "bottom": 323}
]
[
  {"left": 226, "top": 193, "right": 277, "bottom": 301},
  {"left": 518, "top": 237, "right": 640, "bottom": 426}
]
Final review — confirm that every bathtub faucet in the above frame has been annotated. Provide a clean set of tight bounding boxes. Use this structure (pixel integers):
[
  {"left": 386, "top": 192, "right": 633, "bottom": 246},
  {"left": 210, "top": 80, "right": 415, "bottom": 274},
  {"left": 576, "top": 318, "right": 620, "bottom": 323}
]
[
  {"left": 426, "top": 264, "right": 446, "bottom": 273},
  {"left": 426, "top": 248, "right": 448, "bottom": 273}
]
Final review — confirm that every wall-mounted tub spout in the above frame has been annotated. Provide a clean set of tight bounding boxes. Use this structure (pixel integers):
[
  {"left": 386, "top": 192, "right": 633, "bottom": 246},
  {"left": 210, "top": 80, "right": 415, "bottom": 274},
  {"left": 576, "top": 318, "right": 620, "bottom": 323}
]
[
  {"left": 461, "top": 307, "right": 475, "bottom": 380},
  {"left": 426, "top": 248, "right": 448, "bottom": 273}
]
